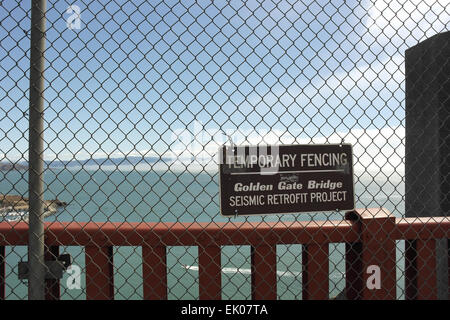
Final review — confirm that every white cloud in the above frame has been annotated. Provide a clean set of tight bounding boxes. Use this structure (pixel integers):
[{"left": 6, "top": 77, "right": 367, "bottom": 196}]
[
  {"left": 367, "top": 0, "right": 449, "bottom": 45},
  {"left": 161, "top": 123, "right": 405, "bottom": 176}
]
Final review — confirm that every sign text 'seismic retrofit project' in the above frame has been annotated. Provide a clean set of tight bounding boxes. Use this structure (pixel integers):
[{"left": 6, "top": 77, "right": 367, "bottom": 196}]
[{"left": 219, "top": 144, "right": 355, "bottom": 216}]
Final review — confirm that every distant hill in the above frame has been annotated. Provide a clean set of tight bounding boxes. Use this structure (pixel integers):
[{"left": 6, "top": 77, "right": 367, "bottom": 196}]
[
  {"left": 43, "top": 156, "right": 172, "bottom": 168},
  {"left": 0, "top": 162, "right": 28, "bottom": 171},
  {"left": 1, "top": 156, "right": 172, "bottom": 171}
]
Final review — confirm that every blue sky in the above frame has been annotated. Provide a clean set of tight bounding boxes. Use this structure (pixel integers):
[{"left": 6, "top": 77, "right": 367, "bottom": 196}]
[{"left": 0, "top": 0, "right": 449, "bottom": 163}]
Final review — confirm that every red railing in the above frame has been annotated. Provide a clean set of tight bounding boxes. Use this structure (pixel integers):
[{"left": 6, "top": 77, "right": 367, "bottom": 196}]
[{"left": 0, "top": 208, "right": 449, "bottom": 300}]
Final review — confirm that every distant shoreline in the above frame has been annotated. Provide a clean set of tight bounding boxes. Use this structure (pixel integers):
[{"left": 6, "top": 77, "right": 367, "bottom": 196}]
[{"left": 0, "top": 163, "right": 28, "bottom": 171}]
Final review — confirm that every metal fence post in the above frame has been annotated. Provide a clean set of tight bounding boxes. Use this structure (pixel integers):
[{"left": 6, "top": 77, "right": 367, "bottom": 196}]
[{"left": 28, "top": 0, "right": 47, "bottom": 300}]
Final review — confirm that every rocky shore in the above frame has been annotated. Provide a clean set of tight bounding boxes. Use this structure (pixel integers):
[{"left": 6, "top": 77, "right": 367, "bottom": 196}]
[{"left": 0, "top": 194, "right": 67, "bottom": 222}]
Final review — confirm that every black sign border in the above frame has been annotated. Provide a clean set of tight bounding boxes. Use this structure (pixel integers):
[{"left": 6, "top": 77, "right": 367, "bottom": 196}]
[{"left": 218, "top": 143, "right": 355, "bottom": 217}]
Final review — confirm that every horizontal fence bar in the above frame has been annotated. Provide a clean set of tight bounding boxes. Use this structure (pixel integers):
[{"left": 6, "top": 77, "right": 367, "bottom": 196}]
[
  {"left": 0, "top": 220, "right": 359, "bottom": 246},
  {"left": 1, "top": 216, "right": 448, "bottom": 248},
  {"left": 394, "top": 218, "right": 450, "bottom": 240}
]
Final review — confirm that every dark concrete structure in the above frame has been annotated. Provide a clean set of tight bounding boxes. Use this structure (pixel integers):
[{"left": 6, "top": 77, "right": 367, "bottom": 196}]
[{"left": 405, "top": 31, "right": 450, "bottom": 299}]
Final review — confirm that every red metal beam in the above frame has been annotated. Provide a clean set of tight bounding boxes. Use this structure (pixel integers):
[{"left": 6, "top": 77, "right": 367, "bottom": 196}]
[
  {"left": 142, "top": 245, "right": 167, "bottom": 300},
  {"left": 0, "top": 220, "right": 359, "bottom": 247},
  {"left": 0, "top": 222, "right": 28, "bottom": 245},
  {"left": 1, "top": 214, "right": 448, "bottom": 248},
  {"left": 395, "top": 217, "right": 450, "bottom": 240},
  {"left": 302, "top": 243, "right": 329, "bottom": 300},
  {"left": 85, "top": 246, "right": 114, "bottom": 300},
  {"left": 251, "top": 244, "right": 277, "bottom": 300},
  {"left": 198, "top": 245, "right": 221, "bottom": 300}
]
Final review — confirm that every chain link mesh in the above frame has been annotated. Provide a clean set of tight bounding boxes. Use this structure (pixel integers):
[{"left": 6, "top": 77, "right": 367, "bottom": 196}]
[{"left": 0, "top": 0, "right": 449, "bottom": 300}]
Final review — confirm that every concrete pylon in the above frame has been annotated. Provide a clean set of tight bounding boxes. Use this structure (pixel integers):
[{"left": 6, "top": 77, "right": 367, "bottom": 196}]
[{"left": 405, "top": 31, "right": 450, "bottom": 300}]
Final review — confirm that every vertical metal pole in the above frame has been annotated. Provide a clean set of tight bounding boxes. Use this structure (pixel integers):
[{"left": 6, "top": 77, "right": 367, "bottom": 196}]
[{"left": 28, "top": 0, "right": 47, "bottom": 300}]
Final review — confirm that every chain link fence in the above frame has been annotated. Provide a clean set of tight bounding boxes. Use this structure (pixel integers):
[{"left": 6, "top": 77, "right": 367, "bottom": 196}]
[{"left": 0, "top": 0, "right": 449, "bottom": 300}]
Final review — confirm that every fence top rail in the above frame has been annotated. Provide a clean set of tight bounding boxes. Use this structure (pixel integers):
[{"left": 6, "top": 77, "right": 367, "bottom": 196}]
[
  {"left": 0, "top": 210, "right": 449, "bottom": 246},
  {"left": 394, "top": 217, "right": 450, "bottom": 240},
  {"left": 0, "top": 219, "right": 358, "bottom": 246}
]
